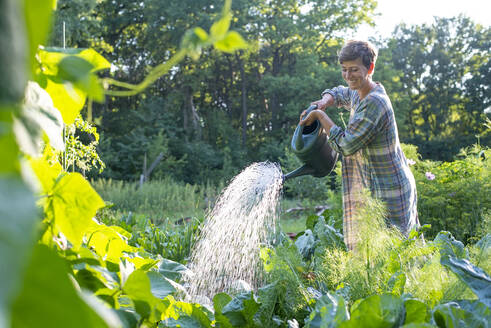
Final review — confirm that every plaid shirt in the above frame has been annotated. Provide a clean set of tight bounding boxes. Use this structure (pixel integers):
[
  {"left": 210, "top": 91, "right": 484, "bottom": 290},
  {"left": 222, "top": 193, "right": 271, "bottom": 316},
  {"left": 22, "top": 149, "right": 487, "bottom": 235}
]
[{"left": 323, "top": 83, "right": 419, "bottom": 250}]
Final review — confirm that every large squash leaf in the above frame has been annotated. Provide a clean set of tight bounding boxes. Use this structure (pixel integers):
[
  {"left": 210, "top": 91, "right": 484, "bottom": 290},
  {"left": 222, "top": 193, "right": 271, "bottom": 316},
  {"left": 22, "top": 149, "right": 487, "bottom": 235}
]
[
  {"left": 11, "top": 244, "right": 112, "bottom": 327},
  {"left": 440, "top": 255, "right": 491, "bottom": 307}
]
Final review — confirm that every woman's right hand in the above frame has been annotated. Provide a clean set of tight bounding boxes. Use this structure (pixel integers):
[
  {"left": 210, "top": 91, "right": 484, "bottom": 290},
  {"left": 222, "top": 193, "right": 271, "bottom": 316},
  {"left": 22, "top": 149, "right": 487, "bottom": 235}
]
[{"left": 311, "top": 93, "right": 334, "bottom": 111}]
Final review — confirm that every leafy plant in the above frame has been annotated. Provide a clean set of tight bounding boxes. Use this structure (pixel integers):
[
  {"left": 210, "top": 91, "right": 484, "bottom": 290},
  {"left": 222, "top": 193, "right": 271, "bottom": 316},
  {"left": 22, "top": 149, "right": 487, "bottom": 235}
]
[
  {"left": 413, "top": 145, "right": 491, "bottom": 244},
  {"left": 100, "top": 210, "right": 202, "bottom": 264}
]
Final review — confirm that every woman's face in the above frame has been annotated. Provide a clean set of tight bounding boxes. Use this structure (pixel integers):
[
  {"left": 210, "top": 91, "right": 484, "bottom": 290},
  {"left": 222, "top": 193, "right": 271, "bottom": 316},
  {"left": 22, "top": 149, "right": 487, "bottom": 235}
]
[{"left": 341, "top": 58, "right": 371, "bottom": 91}]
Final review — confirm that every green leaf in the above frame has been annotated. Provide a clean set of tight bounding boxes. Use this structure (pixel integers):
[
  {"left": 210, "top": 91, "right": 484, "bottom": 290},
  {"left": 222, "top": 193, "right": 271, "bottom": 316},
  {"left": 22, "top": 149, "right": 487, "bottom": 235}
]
[
  {"left": 58, "top": 56, "right": 104, "bottom": 102},
  {"left": 222, "top": 292, "right": 260, "bottom": 327},
  {"left": 69, "top": 246, "right": 102, "bottom": 266},
  {"left": 37, "top": 47, "right": 65, "bottom": 76},
  {"left": 44, "top": 77, "right": 86, "bottom": 125},
  {"left": 314, "top": 217, "right": 346, "bottom": 251},
  {"left": 344, "top": 294, "right": 405, "bottom": 327},
  {"left": 295, "top": 229, "right": 315, "bottom": 259},
  {"left": 75, "top": 269, "right": 107, "bottom": 293},
  {"left": 37, "top": 47, "right": 110, "bottom": 124},
  {"left": 306, "top": 214, "right": 319, "bottom": 231},
  {"left": 210, "top": 13, "right": 232, "bottom": 39},
  {"left": 84, "top": 264, "right": 119, "bottom": 290},
  {"left": 181, "top": 28, "right": 206, "bottom": 60},
  {"left": 0, "top": 176, "right": 36, "bottom": 328},
  {"left": 80, "top": 291, "right": 123, "bottom": 327},
  {"left": 147, "top": 271, "right": 175, "bottom": 299},
  {"left": 86, "top": 224, "right": 137, "bottom": 262},
  {"left": 123, "top": 270, "right": 163, "bottom": 322},
  {"left": 24, "top": 0, "right": 55, "bottom": 74},
  {"left": 0, "top": 0, "right": 27, "bottom": 104},
  {"left": 305, "top": 293, "right": 349, "bottom": 328},
  {"left": 433, "top": 231, "right": 468, "bottom": 259},
  {"left": 49, "top": 173, "right": 105, "bottom": 249},
  {"left": 214, "top": 31, "right": 248, "bottom": 53},
  {"left": 58, "top": 56, "right": 95, "bottom": 81},
  {"left": 39, "top": 47, "right": 110, "bottom": 74},
  {"left": 259, "top": 247, "right": 275, "bottom": 272},
  {"left": 475, "top": 234, "right": 491, "bottom": 250},
  {"left": 114, "top": 309, "right": 139, "bottom": 328},
  {"left": 0, "top": 123, "right": 21, "bottom": 173},
  {"left": 77, "top": 48, "right": 111, "bottom": 72},
  {"left": 213, "top": 293, "right": 233, "bottom": 328},
  {"left": 432, "top": 301, "right": 490, "bottom": 328},
  {"left": 14, "top": 81, "right": 65, "bottom": 156},
  {"left": 160, "top": 302, "right": 212, "bottom": 328},
  {"left": 404, "top": 299, "right": 430, "bottom": 324},
  {"left": 453, "top": 300, "right": 491, "bottom": 323},
  {"left": 440, "top": 255, "right": 491, "bottom": 307},
  {"left": 123, "top": 271, "right": 153, "bottom": 319},
  {"left": 126, "top": 255, "right": 159, "bottom": 271},
  {"left": 11, "top": 244, "right": 110, "bottom": 327},
  {"left": 158, "top": 258, "right": 190, "bottom": 281},
  {"left": 214, "top": 293, "right": 233, "bottom": 313},
  {"left": 388, "top": 272, "right": 406, "bottom": 296}
]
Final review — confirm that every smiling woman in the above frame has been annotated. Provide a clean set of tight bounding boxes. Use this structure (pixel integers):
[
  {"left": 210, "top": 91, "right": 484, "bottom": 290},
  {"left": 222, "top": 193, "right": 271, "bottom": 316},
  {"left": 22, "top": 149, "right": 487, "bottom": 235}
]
[{"left": 300, "top": 40, "right": 420, "bottom": 250}]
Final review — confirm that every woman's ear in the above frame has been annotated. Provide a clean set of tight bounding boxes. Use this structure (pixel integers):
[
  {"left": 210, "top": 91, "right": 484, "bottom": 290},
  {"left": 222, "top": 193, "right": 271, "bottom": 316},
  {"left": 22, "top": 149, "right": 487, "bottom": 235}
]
[{"left": 368, "top": 62, "right": 375, "bottom": 75}]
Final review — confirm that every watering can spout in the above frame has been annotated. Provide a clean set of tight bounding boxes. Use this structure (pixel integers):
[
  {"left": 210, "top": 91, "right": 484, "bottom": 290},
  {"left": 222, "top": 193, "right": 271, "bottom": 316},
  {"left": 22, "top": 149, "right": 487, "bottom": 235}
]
[{"left": 282, "top": 164, "right": 316, "bottom": 182}]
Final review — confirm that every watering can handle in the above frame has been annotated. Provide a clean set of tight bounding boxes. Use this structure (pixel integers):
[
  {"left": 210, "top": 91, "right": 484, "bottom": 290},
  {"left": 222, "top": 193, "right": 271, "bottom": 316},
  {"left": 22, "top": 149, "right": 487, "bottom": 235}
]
[
  {"left": 303, "top": 104, "right": 318, "bottom": 119},
  {"left": 296, "top": 104, "right": 319, "bottom": 150}
]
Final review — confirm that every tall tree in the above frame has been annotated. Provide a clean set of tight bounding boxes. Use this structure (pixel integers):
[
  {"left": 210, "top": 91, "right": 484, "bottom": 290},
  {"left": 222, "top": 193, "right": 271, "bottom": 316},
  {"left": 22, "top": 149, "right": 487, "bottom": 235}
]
[{"left": 389, "top": 16, "right": 490, "bottom": 144}]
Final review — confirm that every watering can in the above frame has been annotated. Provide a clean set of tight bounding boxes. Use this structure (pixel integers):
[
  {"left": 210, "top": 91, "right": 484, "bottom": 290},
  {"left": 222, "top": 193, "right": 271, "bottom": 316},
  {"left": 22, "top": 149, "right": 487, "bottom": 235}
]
[{"left": 283, "top": 105, "right": 339, "bottom": 181}]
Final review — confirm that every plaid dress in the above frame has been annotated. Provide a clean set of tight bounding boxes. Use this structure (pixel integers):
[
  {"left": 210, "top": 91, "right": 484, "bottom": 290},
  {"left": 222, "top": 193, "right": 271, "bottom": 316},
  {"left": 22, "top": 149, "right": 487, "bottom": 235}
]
[{"left": 322, "top": 83, "right": 419, "bottom": 250}]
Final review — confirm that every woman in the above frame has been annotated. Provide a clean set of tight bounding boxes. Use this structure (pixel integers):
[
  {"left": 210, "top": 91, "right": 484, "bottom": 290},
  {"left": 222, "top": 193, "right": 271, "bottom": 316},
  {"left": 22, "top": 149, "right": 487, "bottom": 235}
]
[{"left": 300, "top": 40, "right": 419, "bottom": 250}]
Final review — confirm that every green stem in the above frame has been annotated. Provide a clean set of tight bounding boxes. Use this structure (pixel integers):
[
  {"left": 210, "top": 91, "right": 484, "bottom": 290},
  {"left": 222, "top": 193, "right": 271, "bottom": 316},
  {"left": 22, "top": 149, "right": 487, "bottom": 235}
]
[{"left": 102, "top": 49, "right": 187, "bottom": 97}]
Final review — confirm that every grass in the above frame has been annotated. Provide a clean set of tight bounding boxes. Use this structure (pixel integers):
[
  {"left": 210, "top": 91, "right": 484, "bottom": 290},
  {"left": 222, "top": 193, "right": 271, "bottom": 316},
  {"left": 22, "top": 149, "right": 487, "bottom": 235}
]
[
  {"left": 279, "top": 198, "right": 324, "bottom": 233},
  {"left": 92, "top": 177, "right": 221, "bottom": 223}
]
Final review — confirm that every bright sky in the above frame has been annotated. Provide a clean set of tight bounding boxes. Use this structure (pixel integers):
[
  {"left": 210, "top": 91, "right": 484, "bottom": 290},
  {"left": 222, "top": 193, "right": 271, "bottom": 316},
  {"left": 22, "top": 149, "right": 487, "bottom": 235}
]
[{"left": 349, "top": 0, "right": 491, "bottom": 40}]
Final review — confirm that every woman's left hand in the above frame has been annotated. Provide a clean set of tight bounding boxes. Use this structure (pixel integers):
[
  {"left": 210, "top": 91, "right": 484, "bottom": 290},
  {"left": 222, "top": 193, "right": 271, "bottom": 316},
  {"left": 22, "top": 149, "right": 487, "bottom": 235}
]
[{"left": 299, "top": 109, "right": 321, "bottom": 126}]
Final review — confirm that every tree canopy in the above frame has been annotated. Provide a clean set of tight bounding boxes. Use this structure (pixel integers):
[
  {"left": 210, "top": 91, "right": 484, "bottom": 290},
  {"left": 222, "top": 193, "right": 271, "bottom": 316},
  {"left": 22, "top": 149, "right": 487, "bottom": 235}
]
[{"left": 51, "top": 0, "right": 490, "bottom": 183}]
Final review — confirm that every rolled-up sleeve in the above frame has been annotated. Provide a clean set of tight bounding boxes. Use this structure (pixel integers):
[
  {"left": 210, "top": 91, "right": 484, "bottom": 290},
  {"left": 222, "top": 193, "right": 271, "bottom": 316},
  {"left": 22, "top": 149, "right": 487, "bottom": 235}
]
[
  {"left": 322, "top": 86, "right": 356, "bottom": 110},
  {"left": 328, "top": 99, "right": 386, "bottom": 156}
]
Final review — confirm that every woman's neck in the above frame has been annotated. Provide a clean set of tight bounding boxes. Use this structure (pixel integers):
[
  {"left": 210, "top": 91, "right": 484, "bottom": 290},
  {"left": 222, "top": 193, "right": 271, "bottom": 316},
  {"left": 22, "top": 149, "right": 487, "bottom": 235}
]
[{"left": 358, "top": 80, "right": 376, "bottom": 100}]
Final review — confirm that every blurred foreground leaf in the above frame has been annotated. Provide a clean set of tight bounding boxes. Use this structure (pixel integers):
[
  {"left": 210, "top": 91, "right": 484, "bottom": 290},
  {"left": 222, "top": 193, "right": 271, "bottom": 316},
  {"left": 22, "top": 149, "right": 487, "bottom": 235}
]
[{"left": 11, "top": 244, "right": 110, "bottom": 327}]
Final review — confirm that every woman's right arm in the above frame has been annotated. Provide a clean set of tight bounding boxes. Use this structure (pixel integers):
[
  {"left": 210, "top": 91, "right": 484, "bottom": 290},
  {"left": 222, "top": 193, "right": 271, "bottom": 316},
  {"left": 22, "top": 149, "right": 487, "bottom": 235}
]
[
  {"left": 311, "top": 93, "right": 335, "bottom": 111},
  {"left": 319, "top": 86, "right": 354, "bottom": 110},
  {"left": 300, "top": 86, "right": 353, "bottom": 128}
]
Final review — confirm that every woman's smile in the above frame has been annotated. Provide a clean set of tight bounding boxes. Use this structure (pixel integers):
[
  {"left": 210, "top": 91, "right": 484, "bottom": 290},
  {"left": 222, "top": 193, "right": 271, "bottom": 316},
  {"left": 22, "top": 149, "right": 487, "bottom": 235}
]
[{"left": 341, "top": 57, "right": 375, "bottom": 99}]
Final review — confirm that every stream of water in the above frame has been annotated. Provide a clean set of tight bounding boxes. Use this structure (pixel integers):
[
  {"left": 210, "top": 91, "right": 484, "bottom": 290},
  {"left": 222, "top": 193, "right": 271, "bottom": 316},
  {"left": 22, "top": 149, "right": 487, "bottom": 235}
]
[{"left": 184, "top": 161, "right": 283, "bottom": 302}]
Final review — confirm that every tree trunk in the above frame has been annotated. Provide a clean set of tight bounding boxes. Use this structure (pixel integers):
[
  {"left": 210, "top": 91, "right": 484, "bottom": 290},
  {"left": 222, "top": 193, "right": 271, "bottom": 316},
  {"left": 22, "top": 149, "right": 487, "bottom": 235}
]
[
  {"left": 237, "top": 52, "right": 248, "bottom": 149},
  {"left": 184, "top": 85, "right": 201, "bottom": 140},
  {"left": 183, "top": 90, "right": 189, "bottom": 141},
  {"left": 271, "top": 47, "right": 281, "bottom": 132}
]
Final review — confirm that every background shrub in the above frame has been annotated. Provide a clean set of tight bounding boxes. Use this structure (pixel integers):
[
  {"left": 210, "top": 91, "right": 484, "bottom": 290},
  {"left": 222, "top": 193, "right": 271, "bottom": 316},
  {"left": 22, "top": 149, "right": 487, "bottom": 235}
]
[{"left": 410, "top": 145, "right": 490, "bottom": 244}]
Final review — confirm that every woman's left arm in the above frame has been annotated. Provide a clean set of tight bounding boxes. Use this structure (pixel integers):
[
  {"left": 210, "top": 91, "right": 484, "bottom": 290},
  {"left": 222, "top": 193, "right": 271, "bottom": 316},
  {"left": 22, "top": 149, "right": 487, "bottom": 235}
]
[
  {"left": 299, "top": 109, "right": 335, "bottom": 133},
  {"left": 328, "top": 99, "right": 386, "bottom": 156}
]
